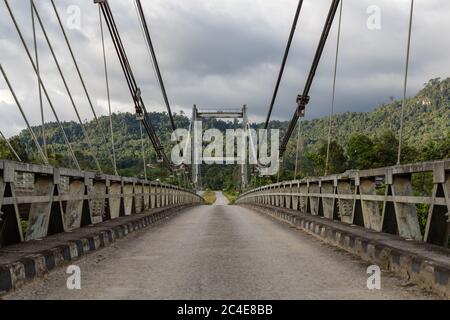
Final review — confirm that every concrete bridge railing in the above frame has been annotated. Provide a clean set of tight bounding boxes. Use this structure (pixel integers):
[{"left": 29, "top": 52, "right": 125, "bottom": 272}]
[
  {"left": 0, "top": 160, "right": 203, "bottom": 247},
  {"left": 237, "top": 159, "right": 450, "bottom": 248}
]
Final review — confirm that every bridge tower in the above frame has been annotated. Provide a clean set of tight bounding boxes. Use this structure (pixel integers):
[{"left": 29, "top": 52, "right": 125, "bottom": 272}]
[{"left": 191, "top": 105, "right": 249, "bottom": 191}]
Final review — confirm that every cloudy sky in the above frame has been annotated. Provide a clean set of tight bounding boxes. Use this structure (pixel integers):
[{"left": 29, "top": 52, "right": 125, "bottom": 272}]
[{"left": 0, "top": 0, "right": 449, "bottom": 137}]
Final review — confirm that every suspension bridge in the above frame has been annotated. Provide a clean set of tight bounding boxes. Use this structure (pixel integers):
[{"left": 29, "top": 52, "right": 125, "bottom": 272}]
[{"left": 0, "top": 0, "right": 448, "bottom": 300}]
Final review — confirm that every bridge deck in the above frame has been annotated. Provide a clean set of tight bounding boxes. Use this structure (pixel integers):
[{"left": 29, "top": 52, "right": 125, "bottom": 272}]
[{"left": 3, "top": 197, "right": 437, "bottom": 300}]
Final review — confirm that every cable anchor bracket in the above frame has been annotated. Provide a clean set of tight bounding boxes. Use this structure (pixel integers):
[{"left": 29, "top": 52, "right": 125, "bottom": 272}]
[
  {"left": 134, "top": 88, "right": 143, "bottom": 115},
  {"left": 296, "top": 94, "right": 310, "bottom": 117}
]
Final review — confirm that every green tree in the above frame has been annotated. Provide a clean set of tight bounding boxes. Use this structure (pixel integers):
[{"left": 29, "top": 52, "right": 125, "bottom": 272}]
[
  {"left": 418, "top": 132, "right": 450, "bottom": 161},
  {"left": 373, "top": 130, "right": 399, "bottom": 167},
  {"left": 303, "top": 151, "right": 324, "bottom": 177},
  {"left": 8, "top": 137, "right": 29, "bottom": 162},
  {"left": 318, "top": 140, "right": 347, "bottom": 174},
  {"left": 0, "top": 140, "right": 14, "bottom": 160},
  {"left": 347, "top": 133, "right": 376, "bottom": 169}
]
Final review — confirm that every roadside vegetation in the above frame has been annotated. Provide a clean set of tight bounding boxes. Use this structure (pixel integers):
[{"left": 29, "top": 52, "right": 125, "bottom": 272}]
[
  {"left": 223, "top": 190, "right": 239, "bottom": 205},
  {"left": 202, "top": 190, "right": 217, "bottom": 205}
]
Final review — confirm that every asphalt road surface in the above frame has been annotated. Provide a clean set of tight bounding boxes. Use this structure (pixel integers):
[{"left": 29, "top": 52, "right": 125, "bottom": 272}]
[
  {"left": 213, "top": 191, "right": 229, "bottom": 205},
  {"left": 4, "top": 200, "right": 436, "bottom": 300}
]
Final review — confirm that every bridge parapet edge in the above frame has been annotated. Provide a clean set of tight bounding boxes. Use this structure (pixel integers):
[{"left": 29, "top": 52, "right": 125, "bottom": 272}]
[
  {"left": 0, "top": 160, "right": 203, "bottom": 247},
  {"left": 237, "top": 159, "right": 450, "bottom": 248}
]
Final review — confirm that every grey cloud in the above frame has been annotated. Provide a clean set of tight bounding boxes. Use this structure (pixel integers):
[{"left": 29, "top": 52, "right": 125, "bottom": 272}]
[{"left": 0, "top": 0, "right": 449, "bottom": 138}]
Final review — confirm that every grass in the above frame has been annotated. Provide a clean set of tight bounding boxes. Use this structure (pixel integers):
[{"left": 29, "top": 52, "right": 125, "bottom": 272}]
[
  {"left": 223, "top": 190, "right": 239, "bottom": 204},
  {"left": 20, "top": 219, "right": 28, "bottom": 236},
  {"left": 202, "top": 190, "right": 217, "bottom": 205}
]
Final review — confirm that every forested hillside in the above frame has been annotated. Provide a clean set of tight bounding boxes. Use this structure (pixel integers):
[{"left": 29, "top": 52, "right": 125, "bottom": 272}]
[
  {"left": 0, "top": 78, "right": 448, "bottom": 190},
  {"left": 292, "top": 77, "right": 449, "bottom": 148}
]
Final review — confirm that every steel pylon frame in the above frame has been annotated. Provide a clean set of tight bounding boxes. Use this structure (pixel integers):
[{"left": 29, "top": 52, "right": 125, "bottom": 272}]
[{"left": 190, "top": 105, "right": 249, "bottom": 191}]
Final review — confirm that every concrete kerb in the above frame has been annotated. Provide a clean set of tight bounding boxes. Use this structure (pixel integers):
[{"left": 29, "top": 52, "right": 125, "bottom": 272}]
[
  {"left": 0, "top": 204, "right": 198, "bottom": 296},
  {"left": 241, "top": 203, "right": 450, "bottom": 298}
]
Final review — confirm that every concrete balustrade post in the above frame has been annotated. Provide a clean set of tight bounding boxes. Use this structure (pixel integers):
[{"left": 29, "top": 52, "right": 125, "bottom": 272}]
[
  {"left": 144, "top": 183, "right": 150, "bottom": 210},
  {"left": 299, "top": 182, "right": 308, "bottom": 213},
  {"left": 156, "top": 184, "right": 161, "bottom": 208},
  {"left": 107, "top": 178, "right": 121, "bottom": 220},
  {"left": 309, "top": 181, "right": 321, "bottom": 216},
  {"left": 381, "top": 172, "right": 421, "bottom": 240},
  {"left": 0, "top": 163, "right": 23, "bottom": 247},
  {"left": 122, "top": 179, "right": 134, "bottom": 216},
  {"left": 321, "top": 180, "right": 335, "bottom": 220},
  {"left": 337, "top": 180, "right": 353, "bottom": 224},
  {"left": 63, "top": 175, "right": 85, "bottom": 231},
  {"left": 89, "top": 177, "right": 107, "bottom": 224},
  {"left": 358, "top": 177, "right": 382, "bottom": 231},
  {"left": 135, "top": 181, "right": 143, "bottom": 214}
]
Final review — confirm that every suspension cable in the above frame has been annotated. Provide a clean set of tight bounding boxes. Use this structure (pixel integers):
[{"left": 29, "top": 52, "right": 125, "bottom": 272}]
[
  {"left": 30, "top": 0, "right": 46, "bottom": 158},
  {"left": 139, "top": 120, "right": 148, "bottom": 181},
  {"left": 325, "top": 0, "right": 344, "bottom": 175},
  {"left": 0, "top": 65, "right": 48, "bottom": 165},
  {"left": 277, "top": 159, "right": 282, "bottom": 183},
  {"left": 264, "top": 0, "right": 304, "bottom": 130},
  {"left": 50, "top": 0, "right": 116, "bottom": 171},
  {"left": 99, "top": 6, "right": 118, "bottom": 176},
  {"left": 280, "top": 0, "right": 341, "bottom": 156},
  {"left": 397, "top": 0, "right": 414, "bottom": 165},
  {"left": 247, "top": 123, "right": 258, "bottom": 167},
  {"left": 179, "top": 119, "right": 192, "bottom": 185},
  {"left": 96, "top": 0, "right": 172, "bottom": 171},
  {"left": 294, "top": 121, "right": 301, "bottom": 179},
  {"left": 134, "top": 0, "right": 177, "bottom": 131},
  {"left": 0, "top": 129, "right": 22, "bottom": 162},
  {"left": 31, "top": 1, "right": 102, "bottom": 173},
  {"left": 4, "top": 0, "right": 80, "bottom": 170}
]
